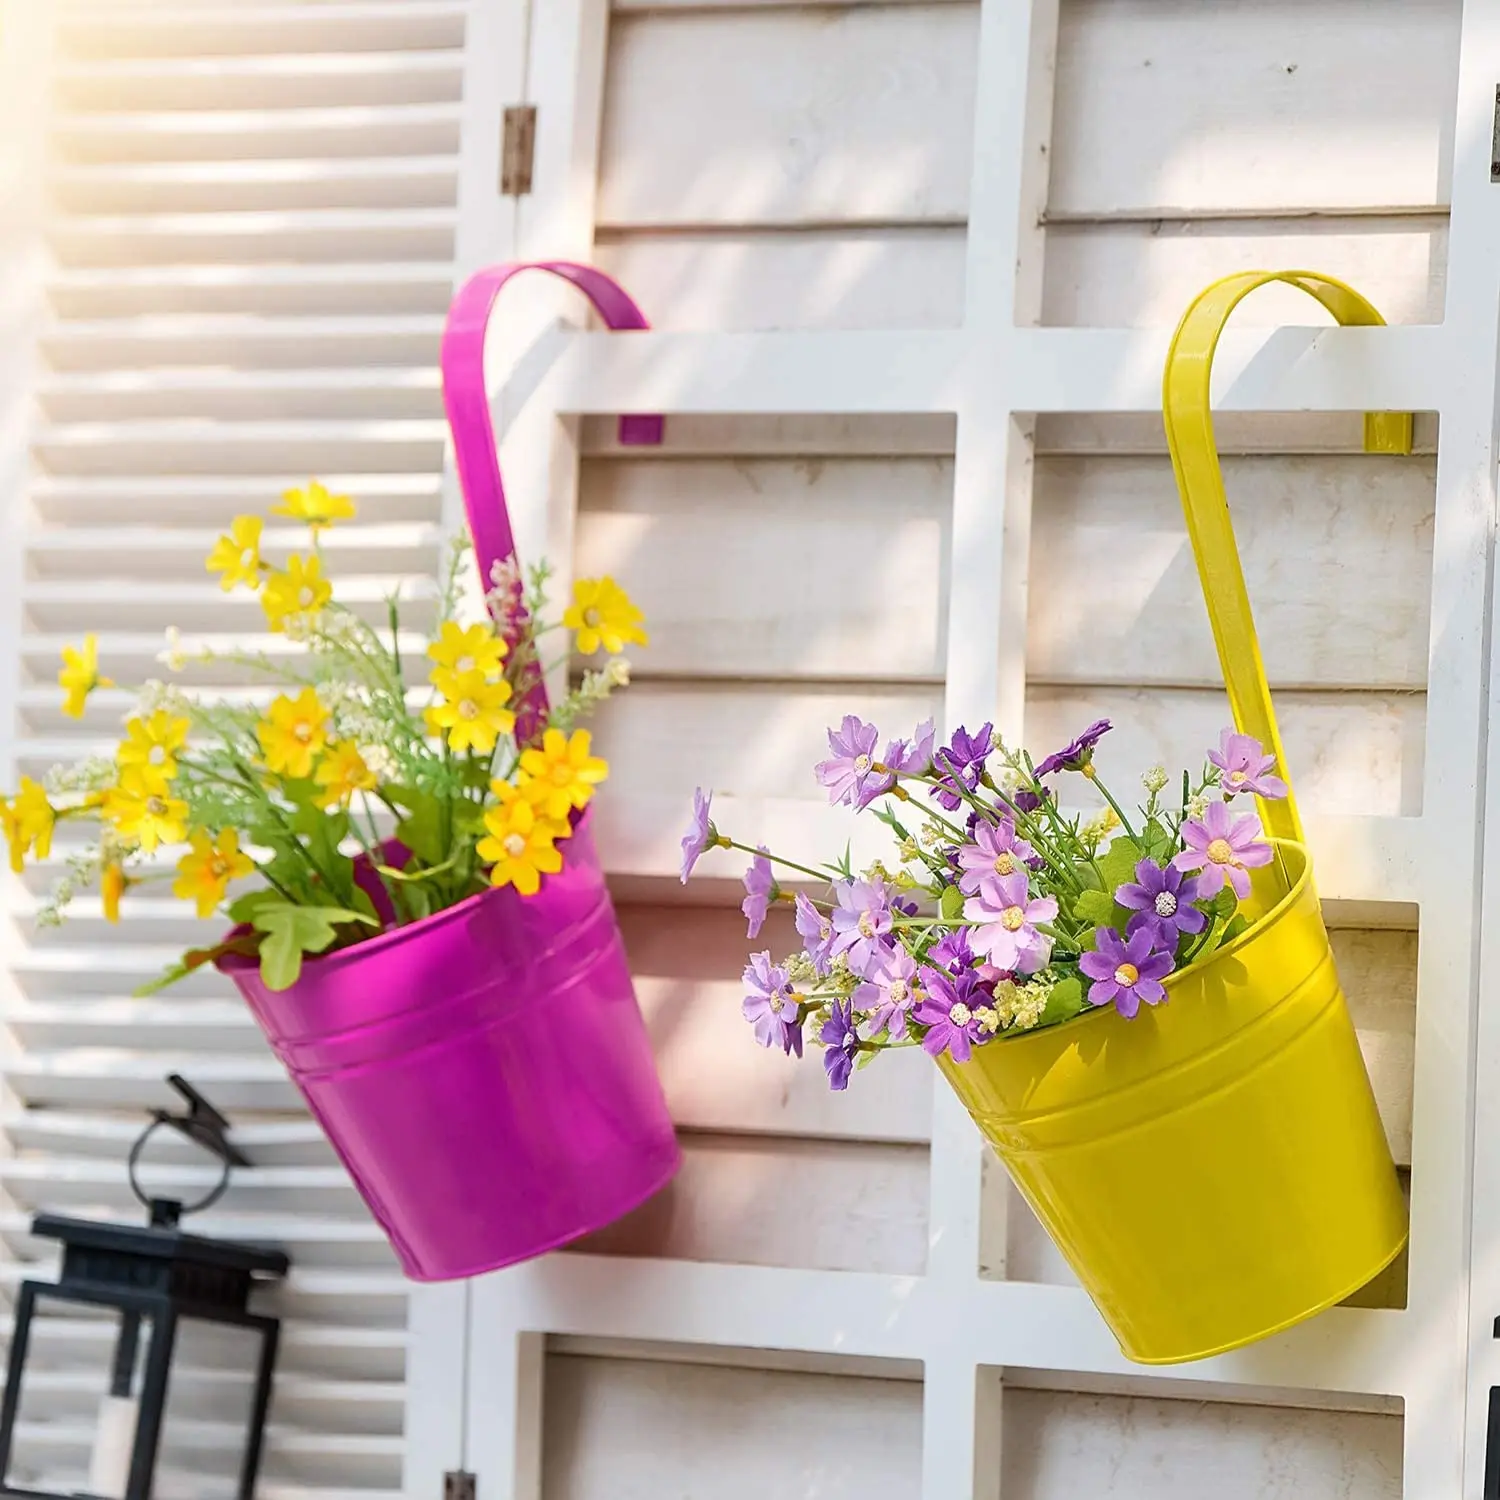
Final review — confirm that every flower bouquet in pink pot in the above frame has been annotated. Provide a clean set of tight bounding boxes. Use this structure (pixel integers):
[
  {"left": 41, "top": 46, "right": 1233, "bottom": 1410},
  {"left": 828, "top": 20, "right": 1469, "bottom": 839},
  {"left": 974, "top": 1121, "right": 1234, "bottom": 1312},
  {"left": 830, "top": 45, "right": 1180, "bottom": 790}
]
[{"left": 9, "top": 263, "right": 682, "bottom": 1281}]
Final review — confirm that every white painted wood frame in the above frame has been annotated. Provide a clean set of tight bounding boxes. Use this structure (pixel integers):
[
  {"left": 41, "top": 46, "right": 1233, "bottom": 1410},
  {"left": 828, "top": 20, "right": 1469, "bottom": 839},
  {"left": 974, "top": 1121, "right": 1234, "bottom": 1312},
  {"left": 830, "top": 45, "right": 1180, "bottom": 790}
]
[{"left": 455, "top": 2, "right": 1500, "bottom": 1497}]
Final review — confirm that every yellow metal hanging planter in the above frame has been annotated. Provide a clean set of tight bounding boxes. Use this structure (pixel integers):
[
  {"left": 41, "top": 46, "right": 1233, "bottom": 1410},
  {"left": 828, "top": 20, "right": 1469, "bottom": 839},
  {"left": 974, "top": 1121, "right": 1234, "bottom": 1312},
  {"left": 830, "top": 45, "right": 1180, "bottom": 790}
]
[{"left": 937, "top": 271, "right": 1410, "bottom": 1365}]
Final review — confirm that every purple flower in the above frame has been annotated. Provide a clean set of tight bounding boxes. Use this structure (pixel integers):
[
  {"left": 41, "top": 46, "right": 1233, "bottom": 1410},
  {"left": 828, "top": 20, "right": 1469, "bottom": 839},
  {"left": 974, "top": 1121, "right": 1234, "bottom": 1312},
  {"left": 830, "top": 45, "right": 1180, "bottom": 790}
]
[
  {"left": 928, "top": 925, "right": 974, "bottom": 973},
  {"left": 930, "top": 723, "right": 993, "bottom": 811},
  {"left": 794, "top": 892, "right": 836, "bottom": 972},
  {"left": 742, "top": 951, "right": 803, "bottom": 1055},
  {"left": 963, "top": 871, "right": 1058, "bottom": 975},
  {"left": 955, "top": 818, "right": 1037, "bottom": 896},
  {"left": 828, "top": 879, "right": 893, "bottom": 975},
  {"left": 914, "top": 966, "right": 986, "bottom": 1063},
  {"left": 815, "top": 715, "right": 884, "bottom": 808},
  {"left": 883, "top": 718, "right": 936, "bottom": 777},
  {"left": 1208, "top": 729, "right": 1289, "bottom": 801},
  {"left": 741, "top": 847, "right": 774, "bottom": 938},
  {"left": 1034, "top": 719, "right": 1112, "bottom": 779},
  {"left": 1173, "top": 800, "right": 1273, "bottom": 900},
  {"left": 1079, "top": 926, "right": 1175, "bottom": 1019},
  {"left": 821, "top": 999, "right": 860, "bottom": 1091},
  {"left": 679, "top": 787, "right": 716, "bottom": 883},
  {"left": 1115, "top": 858, "right": 1205, "bottom": 947},
  {"left": 854, "top": 946, "right": 918, "bottom": 1039},
  {"left": 1013, "top": 785, "right": 1050, "bottom": 814}
]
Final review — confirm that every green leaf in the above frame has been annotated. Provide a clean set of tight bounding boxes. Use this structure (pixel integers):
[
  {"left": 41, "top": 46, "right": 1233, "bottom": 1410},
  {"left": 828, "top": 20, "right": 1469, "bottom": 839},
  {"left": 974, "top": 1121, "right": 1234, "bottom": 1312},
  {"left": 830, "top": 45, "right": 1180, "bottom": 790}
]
[
  {"left": 133, "top": 935, "right": 259, "bottom": 997},
  {"left": 394, "top": 789, "right": 446, "bottom": 865},
  {"left": 1095, "top": 836, "right": 1145, "bottom": 894},
  {"left": 1071, "top": 889, "right": 1117, "bottom": 927},
  {"left": 939, "top": 884, "right": 965, "bottom": 922},
  {"left": 1038, "top": 976, "right": 1086, "bottom": 1027},
  {"left": 248, "top": 900, "right": 378, "bottom": 992},
  {"left": 226, "top": 889, "right": 282, "bottom": 925},
  {"left": 1221, "top": 913, "right": 1249, "bottom": 945},
  {"left": 1207, "top": 883, "right": 1239, "bottom": 920}
]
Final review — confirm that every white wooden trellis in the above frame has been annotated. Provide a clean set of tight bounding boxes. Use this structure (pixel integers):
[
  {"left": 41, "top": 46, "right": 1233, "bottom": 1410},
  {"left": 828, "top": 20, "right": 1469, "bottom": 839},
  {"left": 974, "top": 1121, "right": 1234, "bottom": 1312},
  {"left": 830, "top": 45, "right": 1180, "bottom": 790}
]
[{"left": 428, "top": 1, "right": 1500, "bottom": 1496}]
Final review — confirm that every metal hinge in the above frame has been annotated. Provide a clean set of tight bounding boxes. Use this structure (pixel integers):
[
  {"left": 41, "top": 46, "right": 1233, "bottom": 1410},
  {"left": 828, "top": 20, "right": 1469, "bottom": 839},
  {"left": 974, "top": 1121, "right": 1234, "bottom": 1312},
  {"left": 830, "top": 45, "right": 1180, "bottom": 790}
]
[
  {"left": 1491, "top": 85, "right": 1500, "bottom": 181},
  {"left": 501, "top": 105, "right": 537, "bottom": 195},
  {"left": 444, "top": 1473, "right": 476, "bottom": 1500}
]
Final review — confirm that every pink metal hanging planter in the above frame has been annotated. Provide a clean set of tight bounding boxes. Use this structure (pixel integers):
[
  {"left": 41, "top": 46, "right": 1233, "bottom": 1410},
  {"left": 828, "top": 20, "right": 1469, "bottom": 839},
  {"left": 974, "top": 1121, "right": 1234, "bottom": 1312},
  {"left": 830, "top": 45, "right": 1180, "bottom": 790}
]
[{"left": 222, "top": 263, "right": 681, "bottom": 1282}]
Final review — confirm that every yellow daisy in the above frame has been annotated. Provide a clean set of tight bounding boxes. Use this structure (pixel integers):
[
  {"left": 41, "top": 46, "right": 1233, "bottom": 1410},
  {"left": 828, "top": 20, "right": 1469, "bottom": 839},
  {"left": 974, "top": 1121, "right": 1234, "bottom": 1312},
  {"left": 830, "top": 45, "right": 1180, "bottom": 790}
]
[
  {"left": 426, "top": 621, "right": 508, "bottom": 695},
  {"left": 563, "top": 576, "right": 649, "bottom": 656},
  {"left": 477, "top": 784, "right": 563, "bottom": 896},
  {"left": 518, "top": 728, "right": 609, "bottom": 824},
  {"left": 101, "top": 862, "right": 130, "bottom": 923},
  {"left": 58, "top": 634, "right": 112, "bottom": 719},
  {"left": 273, "top": 480, "right": 356, "bottom": 532},
  {"left": 117, "top": 710, "right": 191, "bottom": 796},
  {"left": 255, "top": 689, "right": 330, "bottom": 781},
  {"left": 103, "top": 770, "right": 189, "bottom": 854},
  {"left": 0, "top": 778, "right": 56, "bottom": 873},
  {"left": 173, "top": 828, "right": 254, "bottom": 919},
  {"left": 314, "top": 741, "right": 378, "bottom": 809},
  {"left": 261, "top": 554, "right": 332, "bottom": 634},
  {"left": 423, "top": 670, "right": 515, "bottom": 755},
  {"left": 205, "top": 515, "right": 264, "bottom": 592}
]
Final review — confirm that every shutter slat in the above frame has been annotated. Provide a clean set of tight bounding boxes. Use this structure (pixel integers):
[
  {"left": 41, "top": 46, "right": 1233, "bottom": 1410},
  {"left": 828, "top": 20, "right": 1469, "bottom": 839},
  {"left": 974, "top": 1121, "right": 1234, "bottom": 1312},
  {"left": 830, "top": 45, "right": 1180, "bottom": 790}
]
[{"left": 5, "top": 2, "right": 464, "bottom": 1487}]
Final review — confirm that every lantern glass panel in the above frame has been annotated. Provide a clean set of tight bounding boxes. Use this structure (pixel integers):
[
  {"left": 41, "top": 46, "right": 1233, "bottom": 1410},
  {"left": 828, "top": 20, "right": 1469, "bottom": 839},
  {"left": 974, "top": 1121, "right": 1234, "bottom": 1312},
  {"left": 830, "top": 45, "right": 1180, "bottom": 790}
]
[
  {"left": 3, "top": 1293, "right": 157, "bottom": 1500},
  {"left": 152, "top": 1319, "right": 264, "bottom": 1500}
]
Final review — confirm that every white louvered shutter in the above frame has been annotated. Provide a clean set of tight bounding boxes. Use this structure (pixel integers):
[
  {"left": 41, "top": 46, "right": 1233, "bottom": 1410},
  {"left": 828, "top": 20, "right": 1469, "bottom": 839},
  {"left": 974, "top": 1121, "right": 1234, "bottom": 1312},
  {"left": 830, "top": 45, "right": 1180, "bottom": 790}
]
[{"left": 0, "top": 1, "right": 491, "bottom": 1493}]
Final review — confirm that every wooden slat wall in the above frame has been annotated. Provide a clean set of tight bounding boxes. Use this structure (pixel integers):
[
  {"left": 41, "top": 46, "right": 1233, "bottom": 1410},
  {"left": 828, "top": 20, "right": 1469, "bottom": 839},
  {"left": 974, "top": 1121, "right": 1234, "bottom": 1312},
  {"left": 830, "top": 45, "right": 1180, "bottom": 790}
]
[{"left": 535, "top": 0, "right": 1458, "bottom": 1488}]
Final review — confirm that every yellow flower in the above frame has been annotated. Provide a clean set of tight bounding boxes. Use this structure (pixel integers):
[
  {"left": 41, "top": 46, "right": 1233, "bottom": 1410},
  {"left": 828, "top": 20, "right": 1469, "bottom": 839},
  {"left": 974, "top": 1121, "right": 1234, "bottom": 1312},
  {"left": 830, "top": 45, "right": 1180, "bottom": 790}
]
[
  {"left": 315, "top": 741, "right": 377, "bottom": 809},
  {"left": 0, "top": 778, "right": 56, "bottom": 873},
  {"left": 261, "top": 554, "right": 332, "bottom": 634},
  {"left": 205, "top": 515, "right": 264, "bottom": 592},
  {"left": 255, "top": 689, "right": 330, "bottom": 781},
  {"left": 563, "top": 576, "right": 648, "bottom": 656},
  {"left": 101, "top": 863, "right": 129, "bottom": 923},
  {"left": 59, "top": 634, "right": 112, "bottom": 719},
  {"left": 173, "top": 828, "right": 254, "bottom": 919},
  {"left": 273, "top": 480, "right": 355, "bottom": 532},
  {"left": 518, "top": 728, "right": 609, "bottom": 823},
  {"left": 423, "top": 670, "right": 515, "bottom": 755},
  {"left": 103, "top": 770, "right": 188, "bottom": 854},
  {"left": 477, "top": 784, "right": 563, "bottom": 896},
  {"left": 426, "top": 621, "right": 507, "bottom": 694},
  {"left": 117, "top": 710, "right": 191, "bottom": 795}
]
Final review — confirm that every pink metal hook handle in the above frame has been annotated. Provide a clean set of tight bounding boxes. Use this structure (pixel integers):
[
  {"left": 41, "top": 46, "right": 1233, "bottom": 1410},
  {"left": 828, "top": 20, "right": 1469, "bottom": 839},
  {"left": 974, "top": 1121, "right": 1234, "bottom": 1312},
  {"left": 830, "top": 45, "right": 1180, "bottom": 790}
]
[{"left": 439, "top": 260, "right": 663, "bottom": 725}]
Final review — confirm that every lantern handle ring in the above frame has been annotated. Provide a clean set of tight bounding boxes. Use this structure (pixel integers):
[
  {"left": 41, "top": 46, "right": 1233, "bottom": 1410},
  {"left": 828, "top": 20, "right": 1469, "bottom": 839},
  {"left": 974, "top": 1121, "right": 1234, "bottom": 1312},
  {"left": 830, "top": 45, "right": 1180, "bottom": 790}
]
[{"left": 128, "top": 1075, "right": 249, "bottom": 1225}]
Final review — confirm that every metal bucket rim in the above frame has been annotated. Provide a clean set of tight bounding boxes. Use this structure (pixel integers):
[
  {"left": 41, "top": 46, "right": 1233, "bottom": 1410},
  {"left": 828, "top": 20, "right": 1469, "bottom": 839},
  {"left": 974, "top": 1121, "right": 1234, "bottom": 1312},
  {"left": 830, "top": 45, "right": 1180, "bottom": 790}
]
[
  {"left": 219, "top": 806, "right": 598, "bottom": 982},
  {"left": 981, "top": 835, "right": 1312, "bottom": 1050}
]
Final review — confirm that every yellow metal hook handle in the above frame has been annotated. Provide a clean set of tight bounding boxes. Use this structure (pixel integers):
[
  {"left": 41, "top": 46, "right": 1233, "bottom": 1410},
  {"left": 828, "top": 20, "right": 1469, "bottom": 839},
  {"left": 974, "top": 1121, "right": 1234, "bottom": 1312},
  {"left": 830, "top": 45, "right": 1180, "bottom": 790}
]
[{"left": 1161, "top": 271, "right": 1413, "bottom": 846}]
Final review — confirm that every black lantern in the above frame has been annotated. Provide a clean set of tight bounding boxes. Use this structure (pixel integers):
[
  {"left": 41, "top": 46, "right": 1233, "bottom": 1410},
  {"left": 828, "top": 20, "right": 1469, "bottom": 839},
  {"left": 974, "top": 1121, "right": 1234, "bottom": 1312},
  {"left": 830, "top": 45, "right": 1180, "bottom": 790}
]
[{"left": 0, "top": 1077, "right": 289, "bottom": 1500}]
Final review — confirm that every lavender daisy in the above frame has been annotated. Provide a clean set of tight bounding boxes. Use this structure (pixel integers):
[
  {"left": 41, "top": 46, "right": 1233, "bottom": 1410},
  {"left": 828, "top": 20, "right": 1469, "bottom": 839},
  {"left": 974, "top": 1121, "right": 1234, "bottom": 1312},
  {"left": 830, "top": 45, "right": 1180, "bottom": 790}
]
[
  {"left": 1079, "top": 926, "right": 1175, "bottom": 1019},
  {"left": 955, "top": 817, "right": 1037, "bottom": 895},
  {"left": 742, "top": 951, "right": 803, "bottom": 1055},
  {"left": 930, "top": 723, "right": 993, "bottom": 811},
  {"left": 679, "top": 786, "right": 717, "bottom": 883},
  {"left": 913, "top": 966, "right": 986, "bottom": 1063},
  {"left": 1208, "top": 729, "right": 1289, "bottom": 800},
  {"left": 741, "top": 847, "right": 775, "bottom": 938},
  {"left": 854, "top": 945, "right": 918, "bottom": 1039},
  {"left": 928, "top": 925, "right": 974, "bottom": 974},
  {"left": 794, "top": 891, "right": 836, "bottom": 973},
  {"left": 821, "top": 998, "right": 860, "bottom": 1091},
  {"left": 1173, "top": 800, "right": 1273, "bottom": 900},
  {"left": 1034, "top": 718, "right": 1112, "bottom": 778},
  {"left": 883, "top": 718, "right": 936, "bottom": 777},
  {"left": 815, "top": 715, "right": 883, "bottom": 808},
  {"left": 1115, "top": 858, "right": 1205, "bottom": 947},
  {"left": 828, "top": 878, "right": 893, "bottom": 975},
  {"left": 963, "top": 871, "right": 1058, "bottom": 974}
]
